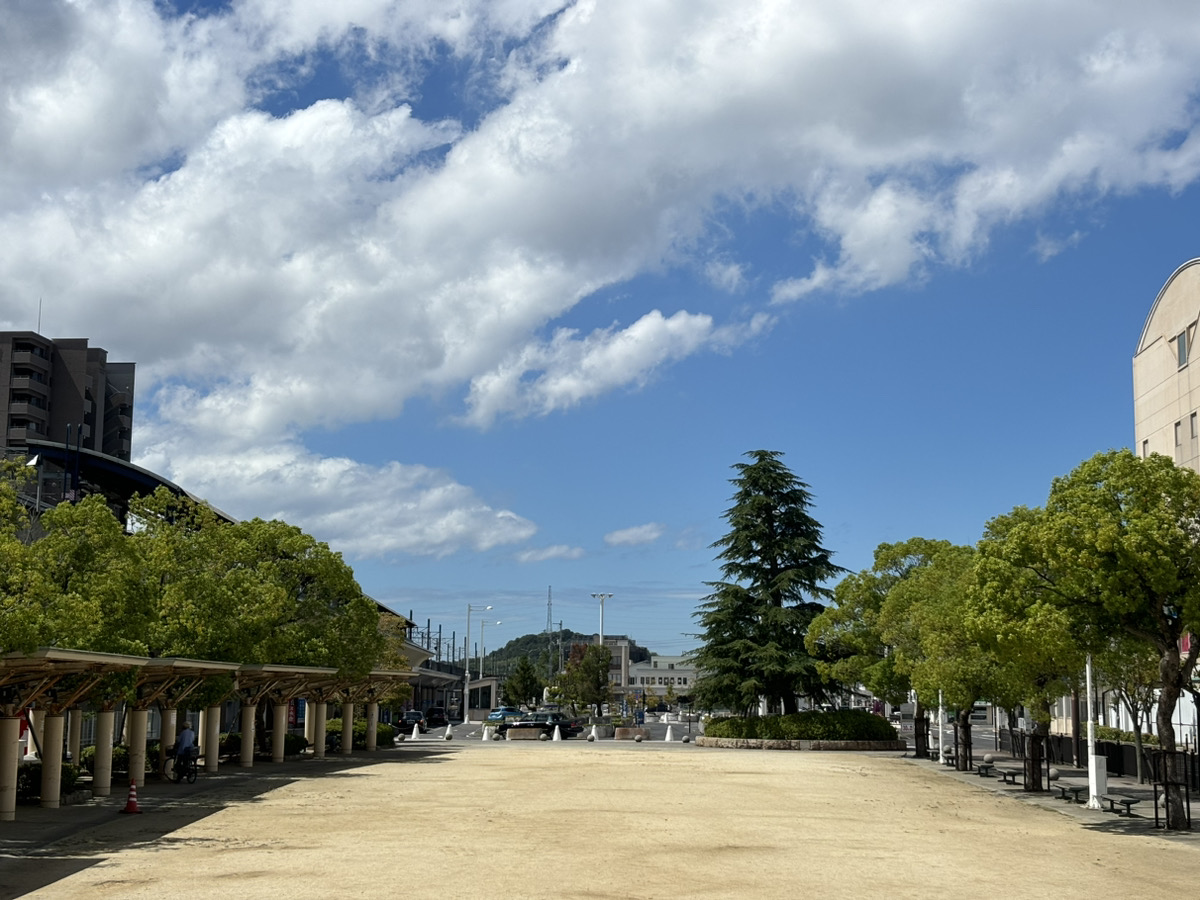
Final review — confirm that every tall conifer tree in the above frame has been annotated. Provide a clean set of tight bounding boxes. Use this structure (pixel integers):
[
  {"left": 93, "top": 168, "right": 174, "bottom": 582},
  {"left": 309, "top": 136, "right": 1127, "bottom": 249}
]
[{"left": 691, "top": 450, "right": 844, "bottom": 714}]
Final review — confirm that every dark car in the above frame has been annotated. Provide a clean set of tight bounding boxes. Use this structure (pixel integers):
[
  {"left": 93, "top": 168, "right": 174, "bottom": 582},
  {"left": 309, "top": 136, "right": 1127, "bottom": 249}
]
[
  {"left": 497, "top": 711, "right": 585, "bottom": 738},
  {"left": 425, "top": 707, "right": 449, "bottom": 728},
  {"left": 400, "top": 710, "right": 427, "bottom": 734}
]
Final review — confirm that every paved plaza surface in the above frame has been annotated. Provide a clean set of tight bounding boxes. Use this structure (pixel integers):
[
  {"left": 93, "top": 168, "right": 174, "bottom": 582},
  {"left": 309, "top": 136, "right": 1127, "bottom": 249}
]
[{"left": 2, "top": 738, "right": 1198, "bottom": 899}]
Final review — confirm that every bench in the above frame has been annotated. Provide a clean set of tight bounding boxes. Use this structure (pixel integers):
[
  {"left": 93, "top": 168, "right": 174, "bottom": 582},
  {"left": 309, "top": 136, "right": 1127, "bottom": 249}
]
[
  {"left": 1101, "top": 794, "right": 1142, "bottom": 817},
  {"left": 1055, "top": 783, "right": 1087, "bottom": 802},
  {"left": 975, "top": 763, "right": 995, "bottom": 777},
  {"left": 996, "top": 768, "right": 1021, "bottom": 785}
]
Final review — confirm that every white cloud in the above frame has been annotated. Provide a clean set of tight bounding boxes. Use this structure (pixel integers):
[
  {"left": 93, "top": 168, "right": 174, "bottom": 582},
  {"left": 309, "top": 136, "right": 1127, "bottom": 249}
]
[
  {"left": 604, "top": 523, "right": 664, "bottom": 547},
  {"left": 5, "top": 1, "right": 1200, "bottom": 557},
  {"left": 516, "top": 544, "right": 585, "bottom": 563},
  {"left": 135, "top": 421, "right": 535, "bottom": 560}
]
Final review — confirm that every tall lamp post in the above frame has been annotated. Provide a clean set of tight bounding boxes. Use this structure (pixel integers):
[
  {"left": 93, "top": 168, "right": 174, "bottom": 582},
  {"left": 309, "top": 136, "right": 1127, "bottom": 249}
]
[
  {"left": 480, "top": 620, "right": 501, "bottom": 679},
  {"left": 591, "top": 593, "right": 612, "bottom": 647},
  {"left": 464, "top": 604, "right": 492, "bottom": 724}
]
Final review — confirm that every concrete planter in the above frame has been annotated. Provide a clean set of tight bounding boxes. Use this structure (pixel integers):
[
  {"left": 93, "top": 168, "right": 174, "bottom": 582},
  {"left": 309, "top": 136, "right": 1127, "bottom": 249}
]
[
  {"left": 614, "top": 727, "right": 651, "bottom": 741},
  {"left": 506, "top": 728, "right": 546, "bottom": 741}
]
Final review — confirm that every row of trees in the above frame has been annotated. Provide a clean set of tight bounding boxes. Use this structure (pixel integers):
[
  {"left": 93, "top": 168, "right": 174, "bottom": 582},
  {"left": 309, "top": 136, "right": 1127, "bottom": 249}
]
[
  {"left": 690, "top": 449, "right": 1200, "bottom": 828},
  {"left": 0, "top": 459, "right": 389, "bottom": 678}
]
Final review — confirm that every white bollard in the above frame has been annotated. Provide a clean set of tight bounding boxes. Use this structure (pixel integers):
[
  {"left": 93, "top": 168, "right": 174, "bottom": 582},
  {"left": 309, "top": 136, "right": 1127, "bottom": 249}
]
[
  {"left": 412, "top": 724, "right": 421, "bottom": 741},
  {"left": 444, "top": 725, "right": 453, "bottom": 740},
  {"left": 552, "top": 725, "right": 562, "bottom": 741},
  {"left": 482, "top": 726, "right": 493, "bottom": 741},
  {"left": 590, "top": 724, "right": 599, "bottom": 741},
  {"left": 665, "top": 725, "right": 675, "bottom": 742}
]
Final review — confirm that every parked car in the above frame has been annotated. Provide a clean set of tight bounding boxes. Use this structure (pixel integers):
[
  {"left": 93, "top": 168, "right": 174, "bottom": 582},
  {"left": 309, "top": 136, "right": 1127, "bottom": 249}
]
[
  {"left": 497, "top": 711, "right": 585, "bottom": 738},
  {"left": 486, "top": 706, "right": 523, "bottom": 722},
  {"left": 401, "top": 710, "right": 428, "bottom": 733},
  {"left": 425, "top": 707, "right": 449, "bottom": 728}
]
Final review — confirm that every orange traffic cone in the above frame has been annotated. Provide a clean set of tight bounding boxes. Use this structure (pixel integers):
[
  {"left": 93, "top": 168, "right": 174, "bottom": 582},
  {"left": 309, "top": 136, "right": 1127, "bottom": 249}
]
[{"left": 119, "top": 779, "right": 143, "bottom": 814}]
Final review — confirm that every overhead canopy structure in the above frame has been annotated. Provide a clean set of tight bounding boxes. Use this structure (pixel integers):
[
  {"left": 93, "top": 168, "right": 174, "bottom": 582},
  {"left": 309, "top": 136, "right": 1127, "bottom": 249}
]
[{"left": 0, "top": 649, "right": 415, "bottom": 716}]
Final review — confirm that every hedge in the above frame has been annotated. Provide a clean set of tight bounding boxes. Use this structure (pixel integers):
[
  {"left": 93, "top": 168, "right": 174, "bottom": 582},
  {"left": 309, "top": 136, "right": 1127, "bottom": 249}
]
[
  {"left": 326, "top": 718, "right": 397, "bottom": 750},
  {"left": 704, "top": 709, "right": 898, "bottom": 742}
]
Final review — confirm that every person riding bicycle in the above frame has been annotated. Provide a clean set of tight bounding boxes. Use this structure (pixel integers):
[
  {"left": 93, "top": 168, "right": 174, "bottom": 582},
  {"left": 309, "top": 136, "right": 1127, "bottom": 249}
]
[
  {"left": 175, "top": 720, "right": 197, "bottom": 758},
  {"left": 172, "top": 720, "right": 198, "bottom": 781}
]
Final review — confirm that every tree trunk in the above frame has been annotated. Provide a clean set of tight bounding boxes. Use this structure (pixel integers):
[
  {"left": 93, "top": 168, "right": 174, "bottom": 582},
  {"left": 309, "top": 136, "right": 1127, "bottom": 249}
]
[
  {"left": 954, "top": 709, "right": 972, "bottom": 771},
  {"left": 1025, "top": 700, "right": 1050, "bottom": 792},
  {"left": 1155, "top": 645, "right": 1187, "bottom": 829}
]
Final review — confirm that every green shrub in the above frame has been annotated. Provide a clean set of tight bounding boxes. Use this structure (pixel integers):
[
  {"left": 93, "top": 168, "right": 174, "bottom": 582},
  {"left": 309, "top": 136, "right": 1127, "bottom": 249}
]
[
  {"left": 705, "top": 709, "right": 898, "bottom": 742},
  {"left": 78, "top": 744, "right": 132, "bottom": 774},
  {"left": 326, "top": 718, "right": 396, "bottom": 749},
  {"left": 16, "top": 762, "right": 82, "bottom": 801},
  {"left": 1096, "top": 725, "right": 1159, "bottom": 745}
]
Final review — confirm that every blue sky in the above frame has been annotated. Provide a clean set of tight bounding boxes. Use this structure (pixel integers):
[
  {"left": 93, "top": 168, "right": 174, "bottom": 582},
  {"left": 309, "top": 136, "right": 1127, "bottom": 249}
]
[{"left": 4, "top": 1, "right": 1200, "bottom": 660}]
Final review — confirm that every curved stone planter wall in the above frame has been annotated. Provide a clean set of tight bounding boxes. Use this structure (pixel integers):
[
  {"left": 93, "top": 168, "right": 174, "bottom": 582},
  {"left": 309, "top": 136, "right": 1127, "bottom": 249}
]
[
  {"left": 613, "top": 727, "right": 650, "bottom": 741},
  {"left": 695, "top": 737, "right": 908, "bottom": 751}
]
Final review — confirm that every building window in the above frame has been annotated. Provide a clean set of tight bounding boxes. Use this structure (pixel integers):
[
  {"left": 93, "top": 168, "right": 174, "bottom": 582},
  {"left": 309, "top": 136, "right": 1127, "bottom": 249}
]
[
  {"left": 1192, "top": 413, "right": 1197, "bottom": 440},
  {"left": 1143, "top": 440, "right": 1149, "bottom": 458},
  {"left": 1176, "top": 421, "right": 1183, "bottom": 447},
  {"left": 1180, "top": 331, "right": 1191, "bottom": 368}
]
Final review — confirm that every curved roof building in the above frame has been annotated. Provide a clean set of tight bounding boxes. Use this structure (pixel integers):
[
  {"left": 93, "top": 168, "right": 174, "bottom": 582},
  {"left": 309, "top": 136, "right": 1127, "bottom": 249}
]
[{"left": 1134, "top": 259, "right": 1200, "bottom": 470}]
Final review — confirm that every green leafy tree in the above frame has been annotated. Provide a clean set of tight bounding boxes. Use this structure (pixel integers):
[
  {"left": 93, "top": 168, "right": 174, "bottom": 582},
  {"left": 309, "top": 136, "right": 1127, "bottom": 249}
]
[
  {"left": 975, "top": 451, "right": 1200, "bottom": 827},
  {"left": 973, "top": 506, "right": 1086, "bottom": 788},
  {"left": 503, "top": 654, "right": 544, "bottom": 710},
  {"left": 692, "top": 451, "right": 844, "bottom": 715},
  {"left": 560, "top": 643, "right": 612, "bottom": 715},
  {"left": 807, "top": 540, "right": 941, "bottom": 756},
  {"left": 132, "top": 489, "right": 384, "bottom": 675},
  {"left": 1094, "top": 636, "right": 1160, "bottom": 783},
  {"left": 31, "top": 495, "right": 155, "bottom": 655},
  {"left": 877, "top": 541, "right": 997, "bottom": 769}
]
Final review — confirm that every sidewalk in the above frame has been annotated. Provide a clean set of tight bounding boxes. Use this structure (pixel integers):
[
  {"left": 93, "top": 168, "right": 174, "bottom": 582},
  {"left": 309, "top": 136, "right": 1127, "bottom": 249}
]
[{"left": 911, "top": 744, "right": 1197, "bottom": 840}]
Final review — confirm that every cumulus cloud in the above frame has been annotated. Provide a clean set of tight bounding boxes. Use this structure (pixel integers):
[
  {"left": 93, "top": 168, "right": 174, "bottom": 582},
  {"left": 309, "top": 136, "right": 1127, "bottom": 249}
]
[
  {"left": 5, "top": 1, "right": 1200, "bottom": 558},
  {"left": 604, "top": 523, "right": 665, "bottom": 547},
  {"left": 135, "top": 418, "right": 536, "bottom": 559}
]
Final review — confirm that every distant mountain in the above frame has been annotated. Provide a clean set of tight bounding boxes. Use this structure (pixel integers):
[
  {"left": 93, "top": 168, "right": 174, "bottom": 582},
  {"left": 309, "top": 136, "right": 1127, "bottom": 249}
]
[{"left": 482, "top": 629, "right": 652, "bottom": 676}]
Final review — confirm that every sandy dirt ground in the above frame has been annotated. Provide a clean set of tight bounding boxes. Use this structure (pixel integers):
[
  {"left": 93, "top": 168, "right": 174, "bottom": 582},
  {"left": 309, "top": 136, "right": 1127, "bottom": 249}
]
[{"left": 8, "top": 741, "right": 1200, "bottom": 899}]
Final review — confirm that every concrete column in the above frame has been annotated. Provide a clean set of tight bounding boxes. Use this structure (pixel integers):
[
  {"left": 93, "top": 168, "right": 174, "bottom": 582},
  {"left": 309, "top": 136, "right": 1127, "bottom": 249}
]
[
  {"left": 204, "top": 705, "right": 221, "bottom": 774},
  {"left": 127, "top": 708, "right": 148, "bottom": 789},
  {"left": 0, "top": 717, "right": 21, "bottom": 821},
  {"left": 160, "top": 707, "right": 177, "bottom": 779},
  {"left": 39, "top": 714, "right": 65, "bottom": 809},
  {"left": 272, "top": 702, "right": 288, "bottom": 763},
  {"left": 67, "top": 708, "right": 83, "bottom": 765},
  {"left": 313, "top": 702, "right": 327, "bottom": 759},
  {"left": 341, "top": 702, "right": 354, "bottom": 755},
  {"left": 303, "top": 698, "right": 314, "bottom": 750},
  {"left": 92, "top": 710, "right": 115, "bottom": 797},
  {"left": 365, "top": 702, "right": 379, "bottom": 751},
  {"left": 27, "top": 709, "right": 44, "bottom": 760},
  {"left": 240, "top": 704, "right": 256, "bottom": 768}
]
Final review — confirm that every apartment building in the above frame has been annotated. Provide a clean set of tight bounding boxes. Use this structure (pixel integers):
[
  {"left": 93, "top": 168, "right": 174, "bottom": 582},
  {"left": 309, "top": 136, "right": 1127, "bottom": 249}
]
[{"left": 1, "top": 332, "right": 134, "bottom": 461}]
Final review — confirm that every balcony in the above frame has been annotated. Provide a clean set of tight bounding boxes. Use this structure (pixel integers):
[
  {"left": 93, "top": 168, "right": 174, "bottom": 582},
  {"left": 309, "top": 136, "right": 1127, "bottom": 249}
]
[
  {"left": 10, "top": 376, "right": 49, "bottom": 395},
  {"left": 11, "top": 351, "right": 50, "bottom": 371},
  {"left": 7, "top": 402, "right": 48, "bottom": 421}
]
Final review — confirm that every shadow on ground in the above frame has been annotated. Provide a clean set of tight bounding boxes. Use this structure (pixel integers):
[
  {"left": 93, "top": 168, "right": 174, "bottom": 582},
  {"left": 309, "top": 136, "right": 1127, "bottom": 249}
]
[{"left": 0, "top": 745, "right": 456, "bottom": 899}]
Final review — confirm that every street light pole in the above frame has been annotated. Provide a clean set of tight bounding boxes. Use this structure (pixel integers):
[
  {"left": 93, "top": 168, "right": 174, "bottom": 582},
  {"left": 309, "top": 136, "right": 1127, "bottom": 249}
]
[
  {"left": 591, "top": 593, "right": 612, "bottom": 647},
  {"left": 464, "top": 604, "right": 492, "bottom": 724}
]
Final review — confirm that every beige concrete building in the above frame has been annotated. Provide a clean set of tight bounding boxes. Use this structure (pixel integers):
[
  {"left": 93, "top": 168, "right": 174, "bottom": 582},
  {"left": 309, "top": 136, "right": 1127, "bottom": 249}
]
[{"left": 1133, "top": 259, "right": 1200, "bottom": 466}]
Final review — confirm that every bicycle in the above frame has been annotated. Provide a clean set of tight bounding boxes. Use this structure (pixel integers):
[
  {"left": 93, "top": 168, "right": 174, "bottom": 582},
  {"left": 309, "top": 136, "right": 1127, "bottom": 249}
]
[{"left": 170, "top": 747, "right": 199, "bottom": 784}]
